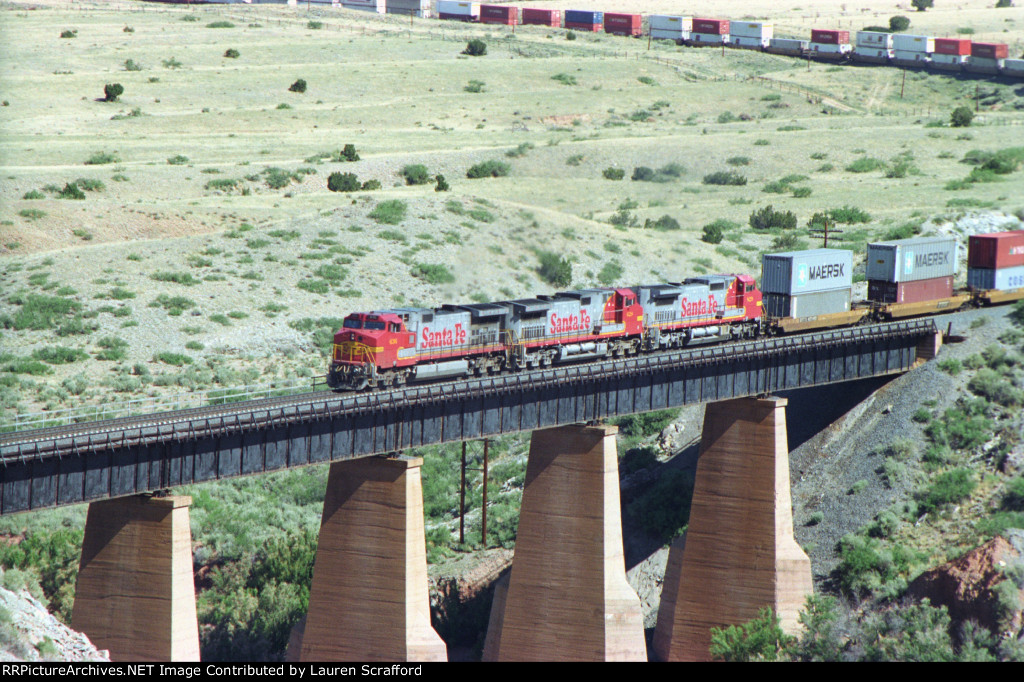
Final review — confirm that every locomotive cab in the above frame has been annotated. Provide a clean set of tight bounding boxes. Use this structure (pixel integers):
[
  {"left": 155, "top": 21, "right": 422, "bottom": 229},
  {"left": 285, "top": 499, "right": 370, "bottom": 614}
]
[{"left": 328, "top": 312, "right": 414, "bottom": 389}]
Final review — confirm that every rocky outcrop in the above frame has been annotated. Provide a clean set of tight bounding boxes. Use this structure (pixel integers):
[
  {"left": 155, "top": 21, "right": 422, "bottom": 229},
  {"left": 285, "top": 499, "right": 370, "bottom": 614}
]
[
  {"left": 907, "top": 530, "right": 1024, "bottom": 639},
  {"left": 0, "top": 577, "right": 110, "bottom": 662}
]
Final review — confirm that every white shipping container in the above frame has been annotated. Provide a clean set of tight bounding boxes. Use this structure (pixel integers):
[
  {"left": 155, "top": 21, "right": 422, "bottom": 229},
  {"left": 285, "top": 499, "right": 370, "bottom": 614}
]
[
  {"left": 853, "top": 46, "right": 893, "bottom": 62},
  {"left": 730, "top": 21, "right": 773, "bottom": 39},
  {"left": 865, "top": 237, "right": 959, "bottom": 284},
  {"left": 651, "top": 28, "right": 691, "bottom": 41},
  {"left": 810, "top": 43, "right": 852, "bottom": 54},
  {"left": 650, "top": 15, "right": 692, "bottom": 32},
  {"left": 892, "top": 34, "right": 934, "bottom": 52},
  {"left": 1001, "top": 59, "right": 1024, "bottom": 77},
  {"left": 386, "top": 0, "right": 430, "bottom": 17},
  {"left": 931, "top": 53, "right": 968, "bottom": 68},
  {"left": 968, "top": 266, "right": 1024, "bottom": 292},
  {"left": 761, "top": 249, "right": 853, "bottom": 296},
  {"left": 965, "top": 57, "right": 1004, "bottom": 74},
  {"left": 769, "top": 38, "right": 808, "bottom": 53},
  {"left": 856, "top": 31, "right": 893, "bottom": 48},
  {"left": 437, "top": 0, "right": 479, "bottom": 17},
  {"left": 690, "top": 33, "right": 729, "bottom": 45},
  {"left": 341, "top": 0, "right": 384, "bottom": 12},
  {"left": 893, "top": 50, "right": 930, "bottom": 64},
  {"left": 731, "top": 35, "right": 770, "bottom": 49}
]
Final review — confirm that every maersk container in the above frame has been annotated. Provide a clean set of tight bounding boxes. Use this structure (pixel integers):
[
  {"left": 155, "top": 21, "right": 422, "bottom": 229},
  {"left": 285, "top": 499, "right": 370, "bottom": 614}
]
[
  {"left": 650, "top": 15, "right": 692, "bottom": 33},
  {"left": 522, "top": 8, "right": 560, "bottom": 27},
  {"left": 810, "top": 29, "right": 849, "bottom": 45},
  {"left": 865, "top": 237, "right": 958, "bottom": 284},
  {"left": 479, "top": 4, "right": 518, "bottom": 25},
  {"left": 437, "top": 0, "right": 479, "bottom": 20},
  {"left": 868, "top": 277, "right": 953, "bottom": 304},
  {"left": 972, "top": 42, "right": 1009, "bottom": 59},
  {"left": 968, "top": 266, "right": 1024, "bottom": 292},
  {"left": 604, "top": 13, "right": 642, "bottom": 36},
  {"left": 761, "top": 249, "right": 853, "bottom": 296},
  {"left": 856, "top": 31, "right": 892, "bottom": 48},
  {"left": 892, "top": 34, "right": 934, "bottom": 53},
  {"left": 968, "top": 231, "right": 1024, "bottom": 270},
  {"left": 763, "top": 289, "right": 851, "bottom": 319},
  {"left": 692, "top": 18, "right": 729, "bottom": 35}
]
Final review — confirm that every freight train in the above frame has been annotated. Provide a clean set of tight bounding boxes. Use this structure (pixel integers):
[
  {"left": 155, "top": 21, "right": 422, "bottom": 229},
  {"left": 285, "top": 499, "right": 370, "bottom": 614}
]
[
  {"left": 428, "top": 3, "right": 1024, "bottom": 80},
  {"left": 327, "top": 230, "right": 1024, "bottom": 390}
]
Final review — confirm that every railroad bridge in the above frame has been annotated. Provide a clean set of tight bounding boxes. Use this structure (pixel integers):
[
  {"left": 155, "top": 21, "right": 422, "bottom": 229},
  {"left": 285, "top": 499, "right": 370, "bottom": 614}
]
[{"left": 0, "top": 320, "right": 942, "bottom": 661}]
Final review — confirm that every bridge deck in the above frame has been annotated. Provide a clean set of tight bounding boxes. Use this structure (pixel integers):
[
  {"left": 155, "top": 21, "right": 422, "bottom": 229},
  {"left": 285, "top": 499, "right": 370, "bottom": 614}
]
[{"left": 0, "top": 319, "right": 937, "bottom": 514}]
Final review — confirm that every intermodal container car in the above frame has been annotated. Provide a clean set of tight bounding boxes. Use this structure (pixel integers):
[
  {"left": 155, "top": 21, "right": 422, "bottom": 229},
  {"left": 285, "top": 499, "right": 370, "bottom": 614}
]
[
  {"left": 522, "top": 8, "right": 560, "bottom": 27},
  {"left": 604, "top": 12, "right": 642, "bottom": 36}
]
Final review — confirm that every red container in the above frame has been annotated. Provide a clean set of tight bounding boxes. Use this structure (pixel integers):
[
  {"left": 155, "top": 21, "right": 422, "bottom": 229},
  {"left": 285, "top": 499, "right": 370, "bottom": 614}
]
[
  {"left": 811, "top": 29, "right": 850, "bottom": 45},
  {"left": 934, "top": 38, "right": 971, "bottom": 56},
  {"left": 692, "top": 18, "right": 729, "bottom": 35},
  {"left": 604, "top": 12, "right": 642, "bottom": 36},
  {"left": 480, "top": 4, "right": 518, "bottom": 25},
  {"left": 522, "top": 8, "right": 560, "bottom": 27},
  {"left": 971, "top": 42, "right": 1009, "bottom": 59},
  {"left": 969, "top": 231, "right": 1024, "bottom": 269},
  {"left": 565, "top": 21, "right": 602, "bottom": 32},
  {"left": 868, "top": 277, "right": 953, "bottom": 304}
]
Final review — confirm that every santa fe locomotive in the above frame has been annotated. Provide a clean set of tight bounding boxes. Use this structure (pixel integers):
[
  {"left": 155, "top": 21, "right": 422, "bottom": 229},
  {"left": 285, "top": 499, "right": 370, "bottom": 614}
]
[
  {"left": 326, "top": 229, "right": 1024, "bottom": 391},
  {"left": 327, "top": 274, "right": 762, "bottom": 390}
]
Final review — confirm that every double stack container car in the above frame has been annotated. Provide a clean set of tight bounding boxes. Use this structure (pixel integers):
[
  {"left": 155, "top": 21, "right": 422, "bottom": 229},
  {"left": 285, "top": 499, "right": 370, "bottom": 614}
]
[
  {"left": 760, "top": 249, "right": 854, "bottom": 329},
  {"left": 730, "top": 21, "right": 773, "bottom": 49},
  {"left": 809, "top": 29, "right": 852, "bottom": 58},
  {"left": 968, "top": 231, "right": 1024, "bottom": 301},
  {"left": 853, "top": 31, "right": 893, "bottom": 63},
  {"left": 691, "top": 18, "right": 730, "bottom": 46},
  {"left": 966, "top": 42, "right": 1009, "bottom": 75},
  {"left": 932, "top": 38, "right": 972, "bottom": 71},
  {"left": 866, "top": 237, "right": 959, "bottom": 310},
  {"left": 649, "top": 15, "right": 691, "bottom": 44},
  {"left": 892, "top": 34, "right": 934, "bottom": 67}
]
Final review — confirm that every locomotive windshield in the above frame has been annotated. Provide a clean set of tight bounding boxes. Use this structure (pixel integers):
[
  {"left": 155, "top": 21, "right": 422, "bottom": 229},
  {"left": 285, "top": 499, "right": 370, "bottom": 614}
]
[
  {"left": 365, "top": 321, "right": 386, "bottom": 330},
  {"left": 343, "top": 319, "right": 362, "bottom": 329}
]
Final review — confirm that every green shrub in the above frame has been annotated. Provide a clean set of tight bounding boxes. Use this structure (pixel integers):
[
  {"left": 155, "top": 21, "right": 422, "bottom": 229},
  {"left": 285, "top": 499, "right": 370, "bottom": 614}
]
[
  {"left": 207, "top": 21, "right": 234, "bottom": 29},
  {"left": 703, "top": 171, "right": 747, "bottom": 186},
  {"left": 288, "top": 79, "right": 307, "bottom": 93},
  {"left": 727, "top": 156, "right": 751, "bottom": 166},
  {"left": 537, "top": 251, "right": 572, "bottom": 287},
  {"left": 103, "top": 83, "right": 124, "bottom": 102},
  {"left": 918, "top": 468, "right": 976, "bottom": 514},
  {"left": 411, "top": 263, "right": 455, "bottom": 284},
  {"left": 551, "top": 73, "right": 577, "bottom": 86},
  {"left": 57, "top": 182, "right": 85, "bottom": 200},
  {"left": 710, "top": 608, "right": 794, "bottom": 662},
  {"left": 306, "top": 20, "right": 323, "bottom": 29},
  {"left": 18, "top": 209, "right": 45, "bottom": 221},
  {"left": 846, "top": 157, "right": 885, "bottom": 173},
  {"left": 8, "top": 294, "right": 82, "bottom": 330},
  {"left": 402, "top": 164, "right": 431, "bottom": 185},
  {"left": 123, "top": 59, "right": 143, "bottom": 72},
  {"left": 951, "top": 106, "right": 974, "bottom": 128},
  {"left": 224, "top": 48, "right": 240, "bottom": 59},
  {"left": 151, "top": 271, "right": 198, "bottom": 286},
  {"left": 150, "top": 294, "right": 196, "bottom": 315},
  {"left": 645, "top": 215, "right": 681, "bottom": 231},
  {"left": 32, "top": 346, "right": 88, "bottom": 364},
  {"left": 167, "top": 154, "right": 189, "bottom": 166},
  {"left": 602, "top": 167, "right": 625, "bottom": 180},
  {"left": 435, "top": 174, "right": 450, "bottom": 192},
  {"left": 464, "top": 79, "right": 485, "bottom": 93},
  {"left": 702, "top": 223, "right": 724, "bottom": 244},
  {"left": 597, "top": 261, "right": 623, "bottom": 286},
  {"left": 369, "top": 200, "right": 407, "bottom": 225},
  {"left": 749, "top": 205, "right": 797, "bottom": 230},
  {"left": 890, "top": 15, "right": 911, "bottom": 32},
  {"left": 466, "top": 160, "right": 509, "bottom": 179},
  {"left": 463, "top": 39, "right": 487, "bottom": 56},
  {"left": 60, "top": 29, "right": 77, "bottom": 38},
  {"left": 361, "top": 179, "right": 381, "bottom": 191},
  {"left": 85, "top": 151, "right": 119, "bottom": 165},
  {"left": 153, "top": 351, "right": 192, "bottom": 366},
  {"left": 506, "top": 142, "right": 534, "bottom": 158},
  {"left": 327, "top": 172, "right": 360, "bottom": 192},
  {"left": 1003, "top": 476, "right": 1024, "bottom": 511}
]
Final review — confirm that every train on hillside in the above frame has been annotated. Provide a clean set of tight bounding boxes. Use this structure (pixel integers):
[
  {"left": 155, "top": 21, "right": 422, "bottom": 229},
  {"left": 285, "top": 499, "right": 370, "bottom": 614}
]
[
  {"left": 426, "top": 3, "right": 1024, "bottom": 79},
  {"left": 326, "top": 229, "right": 1024, "bottom": 390}
]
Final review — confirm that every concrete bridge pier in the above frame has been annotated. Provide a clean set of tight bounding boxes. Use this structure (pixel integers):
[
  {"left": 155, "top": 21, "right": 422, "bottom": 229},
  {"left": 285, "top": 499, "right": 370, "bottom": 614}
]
[
  {"left": 482, "top": 424, "right": 646, "bottom": 661},
  {"left": 72, "top": 494, "right": 200, "bottom": 662},
  {"left": 299, "top": 456, "right": 447, "bottom": 662},
  {"left": 653, "top": 396, "right": 813, "bottom": 661}
]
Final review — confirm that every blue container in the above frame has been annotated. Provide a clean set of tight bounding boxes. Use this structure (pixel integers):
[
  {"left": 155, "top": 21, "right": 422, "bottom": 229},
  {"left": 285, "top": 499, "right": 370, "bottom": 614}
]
[
  {"left": 565, "top": 10, "right": 602, "bottom": 23},
  {"left": 968, "top": 266, "right": 1024, "bottom": 291}
]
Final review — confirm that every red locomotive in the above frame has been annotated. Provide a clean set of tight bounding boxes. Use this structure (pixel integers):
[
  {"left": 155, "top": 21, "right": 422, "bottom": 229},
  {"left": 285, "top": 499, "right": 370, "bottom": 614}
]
[{"left": 328, "top": 274, "right": 762, "bottom": 390}]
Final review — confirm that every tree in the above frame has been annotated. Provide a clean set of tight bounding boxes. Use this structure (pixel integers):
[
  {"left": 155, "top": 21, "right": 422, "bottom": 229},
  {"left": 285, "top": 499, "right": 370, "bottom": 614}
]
[
  {"left": 288, "top": 79, "right": 307, "bottom": 93},
  {"left": 995, "top": 0, "right": 1014, "bottom": 7},
  {"left": 537, "top": 251, "right": 572, "bottom": 287},
  {"left": 224, "top": 48, "right": 240, "bottom": 58},
  {"left": 103, "top": 83, "right": 124, "bottom": 102},
  {"left": 463, "top": 39, "right": 486, "bottom": 56},
  {"left": 890, "top": 15, "right": 911, "bottom": 31},
  {"left": 950, "top": 106, "right": 974, "bottom": 128},
  {"left": 327, "top": 172, "right": 360, "bottom": 192},
  {"left": 911, "top": 0, "right": 934, "bottom": 10},
  {"left": 434, "top": 174, "right": 450, "bottom": 192},
  {"left": 402, "top": 164, "right": 430, "bottom": 186},
  {"left": 702, "top": 223, "right": 724, "bottom": 244},
  {"left": 340, "top": 144, "right": 359, "bottom": 162}
]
